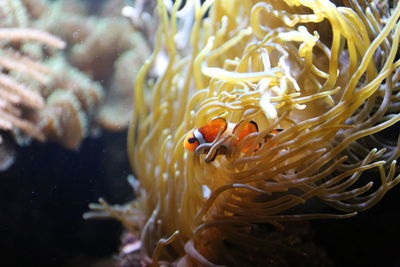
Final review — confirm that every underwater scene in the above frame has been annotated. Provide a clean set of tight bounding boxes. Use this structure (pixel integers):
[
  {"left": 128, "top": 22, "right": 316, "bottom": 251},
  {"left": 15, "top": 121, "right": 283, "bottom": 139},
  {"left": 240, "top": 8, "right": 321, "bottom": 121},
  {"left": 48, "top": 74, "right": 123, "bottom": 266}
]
[{"left": 0, "top": 0, "right": 399, "bottom": 266}]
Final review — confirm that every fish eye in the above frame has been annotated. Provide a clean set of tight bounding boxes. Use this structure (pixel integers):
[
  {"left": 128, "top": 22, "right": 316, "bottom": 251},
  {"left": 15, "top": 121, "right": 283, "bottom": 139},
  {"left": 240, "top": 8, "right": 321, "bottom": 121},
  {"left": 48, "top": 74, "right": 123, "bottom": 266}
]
[{"left": 188, "top": 137, "right": 196, "bottom": 144}]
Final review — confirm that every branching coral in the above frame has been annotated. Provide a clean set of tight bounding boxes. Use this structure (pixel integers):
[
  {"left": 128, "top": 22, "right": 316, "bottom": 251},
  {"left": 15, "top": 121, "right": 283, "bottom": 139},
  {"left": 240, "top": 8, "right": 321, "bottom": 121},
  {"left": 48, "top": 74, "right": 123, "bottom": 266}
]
[
  {"left": 0, "top": 0, "right": 65, "bottom": 169},
  {"left": 24, "top": 0, "right": 151, "bottom": 131},
  {"left": 0, "top": 0, "right": 153, "bottom": 170},
  {"left": 92, "top": 0, "right": 400, "bottom": 266},
  {"left": 0, "top": 0, "right": 110, "bottom": 169},
  {"left": 0, "top": 6, "right": 65, "bottom": 141}
]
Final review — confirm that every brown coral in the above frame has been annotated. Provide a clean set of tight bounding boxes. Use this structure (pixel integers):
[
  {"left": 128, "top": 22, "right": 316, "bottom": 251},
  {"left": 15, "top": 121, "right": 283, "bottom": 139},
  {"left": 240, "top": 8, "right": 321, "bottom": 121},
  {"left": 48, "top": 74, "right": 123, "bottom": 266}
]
[
  {"left": 27, "top": 0, "right": 151, "bottom": 132},
  {"left": 0, "top": 0, "right": 154, "bottom": 171},
  {"left": 0, "top": 27, "right": 65, "bottom": 141},
  {"left": 0, "top": 0, "right": 113, "bottom": 169}
]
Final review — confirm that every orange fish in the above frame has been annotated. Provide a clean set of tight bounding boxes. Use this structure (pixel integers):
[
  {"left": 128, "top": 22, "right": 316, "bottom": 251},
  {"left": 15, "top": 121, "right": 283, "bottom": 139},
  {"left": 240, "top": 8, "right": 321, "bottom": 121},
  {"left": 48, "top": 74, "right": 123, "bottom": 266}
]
[
  {"left": 184, "top": 118, "right": 229, "bottom": 152},
  {"left": 184, "top": 118, "right": 282, "bottom": 161}
]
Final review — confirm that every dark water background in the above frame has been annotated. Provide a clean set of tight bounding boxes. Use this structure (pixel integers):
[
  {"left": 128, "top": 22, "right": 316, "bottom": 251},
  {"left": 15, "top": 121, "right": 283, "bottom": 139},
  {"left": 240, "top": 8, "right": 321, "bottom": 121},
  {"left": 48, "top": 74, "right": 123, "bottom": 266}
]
[{"left": 0, "top": 131, "right": 133, "bottom": 266}]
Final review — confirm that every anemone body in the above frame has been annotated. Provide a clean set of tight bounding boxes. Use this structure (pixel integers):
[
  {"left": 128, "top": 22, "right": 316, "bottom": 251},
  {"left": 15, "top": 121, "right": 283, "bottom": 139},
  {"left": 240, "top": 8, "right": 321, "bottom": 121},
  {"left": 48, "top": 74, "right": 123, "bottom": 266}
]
[{"left": 127, "top": 0, "right": 400, "bottom": 265}]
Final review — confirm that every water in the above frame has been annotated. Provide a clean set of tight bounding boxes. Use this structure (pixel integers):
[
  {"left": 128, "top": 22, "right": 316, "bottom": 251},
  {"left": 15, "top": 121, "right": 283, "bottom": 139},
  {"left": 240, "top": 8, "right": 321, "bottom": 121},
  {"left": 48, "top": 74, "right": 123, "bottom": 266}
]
[{"left": 0, "top": 131, "right": 132, "bottom": 266}]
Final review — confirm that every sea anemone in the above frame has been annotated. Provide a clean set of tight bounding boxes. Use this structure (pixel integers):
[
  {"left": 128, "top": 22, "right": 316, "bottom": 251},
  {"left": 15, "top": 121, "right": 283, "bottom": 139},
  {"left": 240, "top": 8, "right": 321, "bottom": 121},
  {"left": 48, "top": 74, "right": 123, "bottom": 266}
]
[{"left": 94, "top": 0, "right": 400, "bottom": 265}]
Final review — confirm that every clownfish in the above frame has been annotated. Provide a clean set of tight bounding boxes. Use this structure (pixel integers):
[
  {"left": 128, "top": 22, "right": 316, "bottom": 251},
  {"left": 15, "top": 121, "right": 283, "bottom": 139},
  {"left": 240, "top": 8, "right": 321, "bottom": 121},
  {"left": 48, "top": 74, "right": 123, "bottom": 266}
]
[{"left": 184, "top": 117, "right": 282, "bottom": 161}]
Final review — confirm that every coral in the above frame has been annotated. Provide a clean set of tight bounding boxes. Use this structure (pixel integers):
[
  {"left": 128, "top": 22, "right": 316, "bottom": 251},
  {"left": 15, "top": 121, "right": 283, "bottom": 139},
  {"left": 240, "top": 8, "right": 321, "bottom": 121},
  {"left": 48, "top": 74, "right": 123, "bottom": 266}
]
[
  {"left": 0, "top": 0, "right": 152, "bottom": 169},
  {"left": 0, "top": 0, "right": 108, "bottom": 170},
  {"left": 27, "top": 0, "right": 151, "bottom": 131},
  {"left": 90, "top": 0, "right": 400, "bottom": 266},
  {"left": 0, "top": 0, "right": 64, "bottom": 169},
  {"left": 0, "top": 25, "right": 65, "bottom": 142}
]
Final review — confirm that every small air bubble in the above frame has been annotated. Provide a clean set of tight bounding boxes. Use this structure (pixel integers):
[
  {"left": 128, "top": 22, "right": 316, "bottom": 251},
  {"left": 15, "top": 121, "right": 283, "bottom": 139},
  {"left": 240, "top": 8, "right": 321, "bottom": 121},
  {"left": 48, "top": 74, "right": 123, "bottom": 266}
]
[{"left": 72, "top": 31, "right": 80, "bottom": 39}]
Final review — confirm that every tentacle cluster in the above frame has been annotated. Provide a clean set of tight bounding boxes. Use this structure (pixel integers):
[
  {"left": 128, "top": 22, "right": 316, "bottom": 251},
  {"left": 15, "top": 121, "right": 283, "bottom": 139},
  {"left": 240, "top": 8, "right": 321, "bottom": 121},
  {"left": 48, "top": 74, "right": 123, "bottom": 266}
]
[{"left": 94, "top": 0, "right": 400, "bottom": 265}]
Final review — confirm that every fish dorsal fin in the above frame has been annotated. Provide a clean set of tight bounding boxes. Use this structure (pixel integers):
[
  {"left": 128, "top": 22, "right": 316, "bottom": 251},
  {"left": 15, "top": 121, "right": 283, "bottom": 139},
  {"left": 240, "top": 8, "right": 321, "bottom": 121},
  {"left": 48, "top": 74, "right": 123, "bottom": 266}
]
[
  {"left": 265, "top": 128, "right": 283, "bottom": 139},
  {"left": 233, "top": 120, "right": 259, "bottom": 142},
  {"left": 271, "top": 128, "right": 283, "bottom": 134},
  {"left": 264, "top": 128, "right": 283, "bottom": 145},
  {"left": 199, "top": 118, "right": 228, "bottom": 143}
]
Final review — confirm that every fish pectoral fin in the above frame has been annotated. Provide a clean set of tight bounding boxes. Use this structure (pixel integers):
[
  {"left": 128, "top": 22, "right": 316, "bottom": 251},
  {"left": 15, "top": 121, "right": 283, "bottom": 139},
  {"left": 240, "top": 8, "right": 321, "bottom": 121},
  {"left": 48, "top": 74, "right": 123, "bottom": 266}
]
[
  {"left": 195, "top": 143, "right": 212, "bottom": 154},
  {"left": 205, "top": 148, "right": 219, "bottom": 163}
]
